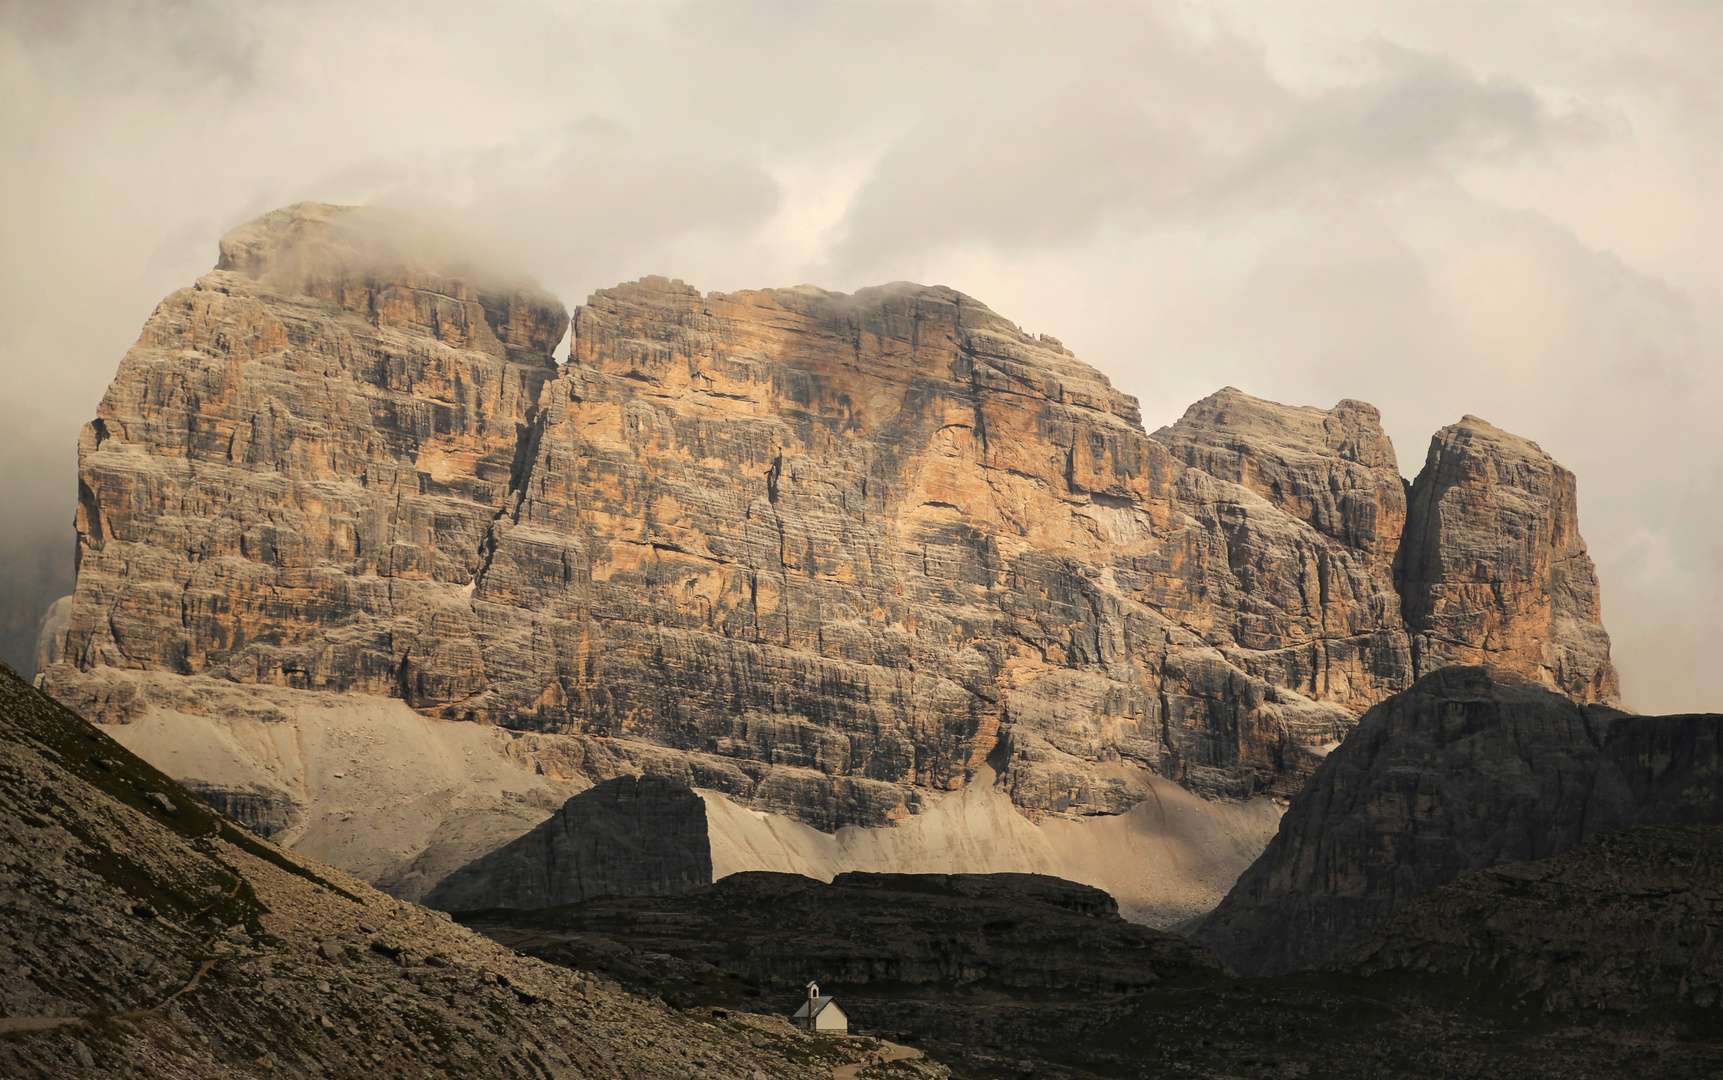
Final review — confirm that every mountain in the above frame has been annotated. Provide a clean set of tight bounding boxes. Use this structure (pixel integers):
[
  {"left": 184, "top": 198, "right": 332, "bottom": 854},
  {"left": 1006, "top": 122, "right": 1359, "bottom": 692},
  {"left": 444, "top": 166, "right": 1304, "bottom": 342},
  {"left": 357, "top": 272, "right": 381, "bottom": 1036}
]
[
  {"left": 1398, "top": 416, "right": 1619, "bottom": 702},
  {"left": 37, "top": 202, "right": 1618, "bottom": 912},
  {"left": 1192, "top": 665, "right": 1722, "bottom": 975},
  {"left": 0, "top": 660, "right": 915, "bottom": 1080}
]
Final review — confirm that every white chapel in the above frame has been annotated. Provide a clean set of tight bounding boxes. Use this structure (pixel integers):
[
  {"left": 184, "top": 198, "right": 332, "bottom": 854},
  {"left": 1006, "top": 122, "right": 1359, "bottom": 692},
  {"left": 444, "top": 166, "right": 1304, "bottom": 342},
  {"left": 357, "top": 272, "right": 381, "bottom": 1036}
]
[{"left": 791, "top": 981, "right": 848, "bottom": 1034}]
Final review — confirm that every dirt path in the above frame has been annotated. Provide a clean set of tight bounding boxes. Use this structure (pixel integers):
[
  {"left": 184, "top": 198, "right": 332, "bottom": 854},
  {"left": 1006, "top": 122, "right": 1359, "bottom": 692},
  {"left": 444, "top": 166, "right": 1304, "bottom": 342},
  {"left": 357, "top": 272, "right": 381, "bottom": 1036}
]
[
  {"left": 832, "top": 1039, "right": 923, "bottom": 1078},
  {"left": 136, "top": 958, "right": 218, "bottom": 1015},
  {"left": 0, "top": 955, "right": 223, "bottom": 1034}
]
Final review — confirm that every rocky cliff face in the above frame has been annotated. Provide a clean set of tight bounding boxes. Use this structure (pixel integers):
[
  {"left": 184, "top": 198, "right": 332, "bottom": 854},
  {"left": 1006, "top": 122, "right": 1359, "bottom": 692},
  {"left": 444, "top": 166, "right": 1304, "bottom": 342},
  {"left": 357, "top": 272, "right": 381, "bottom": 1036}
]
[
  {"left": 52, "top": 203, "right": 565, "bottom": 712},
  {"left": 1153, "top": 387, "right": 1408, "bottom": 659},
  {"left": 464, "top": 281, "right": 1438, "bottom": 824},
  {"left": 1398, "top": 417, "right": 1619, "bottom": 703},
  {"left": 1192, "top": 666, "right": 1721, "bottom": 975},
  {"left": 0, "top": 660, "right": 887, "bottom": 1080},
  {"left": 40, "top": 202, "right": 1621, "bottom": 900},
  {"left": 424, "top": 774, "right": 712, "bottom": 912}
]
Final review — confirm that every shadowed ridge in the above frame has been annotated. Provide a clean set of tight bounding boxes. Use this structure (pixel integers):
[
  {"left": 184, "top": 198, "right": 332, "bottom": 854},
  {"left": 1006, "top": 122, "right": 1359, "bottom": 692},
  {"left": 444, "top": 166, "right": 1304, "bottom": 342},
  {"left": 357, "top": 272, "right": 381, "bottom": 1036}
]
[
  {"left": 1334, "top": 823, "right": 1723, "bottom": 1015},
  {"left": 1193, "top": 665, "right": 1718, "bottom": 976},
  {"left": 0, "top": 659, "right": 358, "bottom": 907},
  {"left": 423, "top": 773, "right": 712, "bottom": 912}
]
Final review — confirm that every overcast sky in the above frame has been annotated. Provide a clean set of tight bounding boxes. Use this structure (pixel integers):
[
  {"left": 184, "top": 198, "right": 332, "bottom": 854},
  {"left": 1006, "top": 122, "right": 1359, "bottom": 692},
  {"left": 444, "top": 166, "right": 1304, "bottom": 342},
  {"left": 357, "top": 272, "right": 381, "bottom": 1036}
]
[{"left": 1, "top": 0, "right": 1717, "bottom": 710}]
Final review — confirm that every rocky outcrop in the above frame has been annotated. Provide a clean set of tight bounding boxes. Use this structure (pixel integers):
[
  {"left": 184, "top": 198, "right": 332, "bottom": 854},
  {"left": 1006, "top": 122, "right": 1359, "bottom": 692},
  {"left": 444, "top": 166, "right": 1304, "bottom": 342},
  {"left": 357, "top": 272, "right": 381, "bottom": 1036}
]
[
  {"left": 39, "top": 202, "right": 1621, "bottom": 897},
  {"left": 0, "top": 660, "right": 893, "bottom": 1080},
  {"left": 472, "top": 836, "right": 1723, "bottom": 1079},
  {"left": 177, "top": 777, "right": 304, "bottom": 838},
  {"left": 423, "top": 774, "right": 712, "bottom": 912},
  {"left": 473, "top": 868, "right": 1222, "bottom": 999},
  {"left": 1398, "top": 416, "right": 1618, "bottom": 702},
  {"left": 467, "top": 868, "right": 1228, "bottom": 1068},
  {"left": 1192, "top": 666, "right": 1721, "bottom": 975},
  {"left": 1340, "top": 824, "right": 1723, "bottom": 1015},
  {"left": 1153, "top": 387, "right": 1407, "bottom": 630},
  {"left": 50, "top": 202, "right": 565, "bottom": 708}
]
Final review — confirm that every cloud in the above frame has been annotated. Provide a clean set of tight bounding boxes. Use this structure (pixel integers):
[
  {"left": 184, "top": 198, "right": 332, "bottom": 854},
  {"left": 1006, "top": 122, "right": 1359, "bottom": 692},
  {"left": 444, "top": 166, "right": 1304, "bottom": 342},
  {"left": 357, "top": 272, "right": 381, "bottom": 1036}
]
[
  {"left": 829, "top": 33, "right": 1592, "bottom": 275},
  {"left": 0, "top": 0, "right": 261, "bottom": 93}
]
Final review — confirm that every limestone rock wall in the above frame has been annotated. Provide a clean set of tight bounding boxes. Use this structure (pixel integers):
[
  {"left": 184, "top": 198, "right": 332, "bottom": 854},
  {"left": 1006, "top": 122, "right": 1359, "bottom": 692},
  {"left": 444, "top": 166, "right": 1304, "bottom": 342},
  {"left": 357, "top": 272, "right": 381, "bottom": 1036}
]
[
  {"left": 1153, "top": 387, "right": 1414, "bottom": 724},
  {"left": 43, "top": 203, "right": 1621, "bottom": 854},
  {"left": 462, "top": 279, "right": 1436, "bottom": 822},
  {"left": 51, "top": 203, "right": 565, "bottom": 712},
  {"left": 1398, "top": 417, "right": 1619, "bottom": 703},
  {"left": 1154, "top": 387, "right": 1406, "bottom": 617}
]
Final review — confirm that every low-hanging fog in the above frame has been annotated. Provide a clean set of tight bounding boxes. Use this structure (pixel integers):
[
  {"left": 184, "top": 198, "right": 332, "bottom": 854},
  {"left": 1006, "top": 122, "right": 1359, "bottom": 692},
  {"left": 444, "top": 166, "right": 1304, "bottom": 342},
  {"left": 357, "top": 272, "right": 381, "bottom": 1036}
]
[{"left": 1, "top": 0, "right": 1716, "bottom": 711}]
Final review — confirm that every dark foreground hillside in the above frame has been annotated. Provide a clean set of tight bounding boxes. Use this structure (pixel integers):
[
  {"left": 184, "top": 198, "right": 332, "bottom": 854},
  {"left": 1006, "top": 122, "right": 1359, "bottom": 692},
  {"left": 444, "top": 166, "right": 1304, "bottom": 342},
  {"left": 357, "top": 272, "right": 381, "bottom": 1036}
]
[
  {"left": 465, "top": 833, "right": 1723, "bottom": 1079},
  {"left": 0, "top": 662, "right": 920, "bottom": 1079}
]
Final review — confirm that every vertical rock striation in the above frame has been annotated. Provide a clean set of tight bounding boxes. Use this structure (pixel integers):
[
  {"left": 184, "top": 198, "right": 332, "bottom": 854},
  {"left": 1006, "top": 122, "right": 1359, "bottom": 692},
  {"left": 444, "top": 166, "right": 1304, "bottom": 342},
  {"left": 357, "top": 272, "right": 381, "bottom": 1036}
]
[
  {"left": 50, "top": 203, "right": 565, "bottom": 715},
  {"left": 1153, "top": 388, "right": 1414, "bottom": 731},
  {"left": 1397, "top": 416, "right": 1618, "bottom": 702},
  {"left": 466, "top": 282, "right": 1422, "bottom": 821},
  {"left": 40, "top": 203, "right": 1623, "bottom": 900}
]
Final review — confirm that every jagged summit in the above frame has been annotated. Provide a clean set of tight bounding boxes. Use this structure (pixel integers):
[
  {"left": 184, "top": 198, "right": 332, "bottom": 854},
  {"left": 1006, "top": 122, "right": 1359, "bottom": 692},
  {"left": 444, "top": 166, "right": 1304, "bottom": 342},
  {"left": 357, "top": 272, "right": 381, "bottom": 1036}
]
[
  {"left": 568, "top": 273, "right": 1146, "bottom": 432},
  {"left": 1400, "top": 414, "right": 1618, "bottom": 703},
  {"left": 1153, "top": 385, "right": 1408, "bottom": 655},
  {"left": 216, "top": 201, "right": 557, "bottom": 312},
  {"left": 214, "top": 200, "right": 358, "bottom": 274},
  {"left": 35, "top": 204, "right": 1617, "bottom": 912}
]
